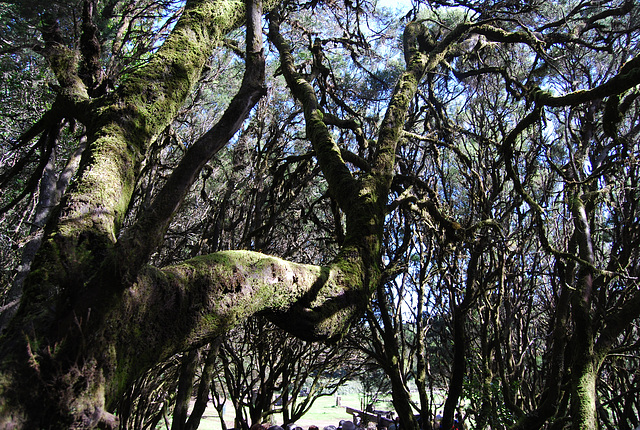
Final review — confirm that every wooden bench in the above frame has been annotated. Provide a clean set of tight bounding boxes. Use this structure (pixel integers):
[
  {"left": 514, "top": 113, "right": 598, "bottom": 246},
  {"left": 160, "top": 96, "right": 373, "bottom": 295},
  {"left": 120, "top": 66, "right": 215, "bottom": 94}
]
[{"left": 345, "top": 407, "right": 395, "bottom": 427}]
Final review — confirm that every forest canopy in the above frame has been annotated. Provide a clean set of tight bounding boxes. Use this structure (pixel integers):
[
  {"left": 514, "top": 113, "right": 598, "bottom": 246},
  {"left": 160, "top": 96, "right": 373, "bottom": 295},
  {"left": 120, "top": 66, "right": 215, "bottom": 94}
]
[{"left": 0, "top": 0, "right": 639, "bottom": 429}]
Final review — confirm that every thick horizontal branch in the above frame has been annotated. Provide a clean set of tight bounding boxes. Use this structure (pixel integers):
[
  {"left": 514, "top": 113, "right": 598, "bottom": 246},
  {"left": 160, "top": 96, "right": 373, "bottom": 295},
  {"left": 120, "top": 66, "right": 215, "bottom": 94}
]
[
  {"left": 107, "top": 249, "right": 366, "bottom": 401},
  {"left": 472, "top": 24, "right": 544, "bottom": 48}
]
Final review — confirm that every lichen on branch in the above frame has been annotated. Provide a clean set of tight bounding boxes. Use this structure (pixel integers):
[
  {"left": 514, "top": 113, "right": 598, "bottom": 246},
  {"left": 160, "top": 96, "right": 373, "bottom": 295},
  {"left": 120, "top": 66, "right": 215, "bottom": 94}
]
[{"left": 106, "top": 249, "right": 365, "bottom": 399}]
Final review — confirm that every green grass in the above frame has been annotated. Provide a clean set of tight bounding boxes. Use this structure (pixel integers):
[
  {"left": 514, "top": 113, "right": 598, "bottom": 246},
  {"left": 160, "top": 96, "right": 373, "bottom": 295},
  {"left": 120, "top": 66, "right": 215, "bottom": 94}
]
[
  {"left": 295, "top": 394, "right": 360, "bottom": 426},
  {"left": 171, "top": 394, "right": 394, "bottom": 430}
]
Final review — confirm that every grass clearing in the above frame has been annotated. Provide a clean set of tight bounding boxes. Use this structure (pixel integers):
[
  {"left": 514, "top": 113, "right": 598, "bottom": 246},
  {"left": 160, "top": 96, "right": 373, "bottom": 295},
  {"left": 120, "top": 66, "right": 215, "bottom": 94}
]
[{"left": 179, "top": 394, "right": 395, "bottom": 430}]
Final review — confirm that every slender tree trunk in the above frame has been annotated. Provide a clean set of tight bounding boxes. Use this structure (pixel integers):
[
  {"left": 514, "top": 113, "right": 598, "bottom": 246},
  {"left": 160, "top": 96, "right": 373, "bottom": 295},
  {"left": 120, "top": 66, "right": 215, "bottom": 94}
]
[
  {"left": 568, "top": 193, "right": 599, "bottom": 430},
  {"left": 388, "top": 368, "right": 420, "bottom": 430},
  {"left": 571, "top": 359, "right": 601, "bottom": 430},
  {"left": 476, "top": 305, "right": 494, "bottom": 430},
  {"left": 569, "top": 269, "right": 602, "bottom": 430},
  {"left": 415, "top": 291, "right": 431, "bottom": 428},
  {"left": 185, "top": 341, "right": 222, "bottom": 430},
  {"left": 440, "top": 306, "right": 467, "bottom": 430},
  {"left": 172, "top": 350, "right": 200, "bottom": 430},
  {"left": 369, "top": 278, "right": 419, "bottom": 430},
  {"left": 282, "top": 366, "right": 291, "bottom": 425},
  {"left": 441, "top": 244, "right": 483, "bottom": 430},
  {"left": 0, "top": 125, "right": 85, "bottom": 332},
  {"left": 508, "top": 262, "right": 571, "bottom": 430}
]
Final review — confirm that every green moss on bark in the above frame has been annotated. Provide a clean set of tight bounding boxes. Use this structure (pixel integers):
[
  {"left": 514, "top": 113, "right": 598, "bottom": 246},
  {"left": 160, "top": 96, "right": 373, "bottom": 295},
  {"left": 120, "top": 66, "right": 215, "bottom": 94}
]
[
  {"left": 571, "top": 361, "right": 599, "bottom": 430},
  {"left": 101, "top": 249, "right": 371, "bottom": 401},
  {"left": 50, "top": 0, "right": 250, "bottom": 252}
]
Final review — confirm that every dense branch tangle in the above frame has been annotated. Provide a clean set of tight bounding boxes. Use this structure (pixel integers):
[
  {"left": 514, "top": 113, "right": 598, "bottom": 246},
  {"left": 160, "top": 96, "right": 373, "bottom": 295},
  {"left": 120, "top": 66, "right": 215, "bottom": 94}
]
[
  {"left": 0, "top": 0, "right": 457, "bottom": 427},
  {"left": 1, "top": 0, "right": 640, "bottom": 429}
]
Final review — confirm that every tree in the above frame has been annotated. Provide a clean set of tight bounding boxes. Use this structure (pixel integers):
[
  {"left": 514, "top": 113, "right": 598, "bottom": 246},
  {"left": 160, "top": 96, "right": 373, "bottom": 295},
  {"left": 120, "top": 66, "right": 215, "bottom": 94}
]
[
  {"left": 1, "top": 0, "right": 640, "bottom": 429},
  {"left": 0, "top": 0, "right": 431, "bottom": 426},
  {"left": 210, "top": 316, "right": 365, "bottom": 430},
  {"left": 341, "top": 2, "right": 640, "bottom": 430}
]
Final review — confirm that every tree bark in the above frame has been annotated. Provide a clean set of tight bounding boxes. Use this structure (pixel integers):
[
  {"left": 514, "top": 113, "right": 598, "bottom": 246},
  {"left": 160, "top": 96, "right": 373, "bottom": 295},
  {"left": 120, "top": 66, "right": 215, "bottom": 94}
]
[
  {"left": 440, "top": 306, "right": 467, "bottom": 430},
  {"left": 184, "top": 343, "right": 219, "bottom": 430},
  {"left": 368, "top": 282, "right": 419, "bottom": 430},
  {"left": 171, "top": 350, "right": 200, "bottom": 430},
  {"left": 0, "top": 124, "right": 85, "bottom": 332},
  {"left": 508, "top": 264, "right": 571, "bottom": 430},
  {"left": 440, "top": 244, "right": 482, "bottom": 430}
]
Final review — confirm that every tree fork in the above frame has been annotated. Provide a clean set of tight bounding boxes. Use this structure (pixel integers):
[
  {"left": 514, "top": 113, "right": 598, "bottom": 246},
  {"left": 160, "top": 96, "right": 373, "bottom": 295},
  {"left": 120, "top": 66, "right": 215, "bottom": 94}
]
[{"left": 0, "top": 0, "right": 269, "bottom": 427}]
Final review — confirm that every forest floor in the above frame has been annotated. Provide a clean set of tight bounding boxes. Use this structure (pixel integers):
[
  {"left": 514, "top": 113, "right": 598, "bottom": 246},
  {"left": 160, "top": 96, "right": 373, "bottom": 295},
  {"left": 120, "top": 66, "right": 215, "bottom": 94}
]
[{"left": 189, "top": 394, "right": 391, "bottom": 430}]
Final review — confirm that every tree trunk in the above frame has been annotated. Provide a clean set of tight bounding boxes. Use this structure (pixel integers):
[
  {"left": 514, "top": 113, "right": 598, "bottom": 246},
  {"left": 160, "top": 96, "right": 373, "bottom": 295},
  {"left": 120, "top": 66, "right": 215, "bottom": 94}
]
[
  {"left": 282, "top": 366, "right": 291, "bottom": 425},
  {"left": 569, "top": 268, "right": 602, "bottom": 430},
  {"left": 441, "top": 244, "right": 484, "bottom": 430},
  {"left": 571, "top": 359, "right": 601, "bottom": 430},
  {"left": 0, "top": 2, "right": 465, "bottom": 428},
  {"left": 415, "top": 263, "right": 431, "bottom": 429},
  {"left": 568, "top": 193, "right": 599, "bottom": 430},
  {"left": 440, "top": 306, "right": 467, "bottom": 430},
  {"left": 0, "top": 125, "right": 85, "bottom": 333},
  {"left": 508, "top": 265, "right": 571, "bottom": 430},
  {"left": 185, "top": 341, "right": 221, "bottom": 430},
  {"left": 368, "top": 282, "right": 418, "bottom": 430},
  {"left": 0, "top": 1, "right": 274, "bottom": 427},
  {"left": 388, "top": 369, "right": 420, "bottom": 430},
  {"left": 172, "top": 350, "right": 200, "bottom": 430}
]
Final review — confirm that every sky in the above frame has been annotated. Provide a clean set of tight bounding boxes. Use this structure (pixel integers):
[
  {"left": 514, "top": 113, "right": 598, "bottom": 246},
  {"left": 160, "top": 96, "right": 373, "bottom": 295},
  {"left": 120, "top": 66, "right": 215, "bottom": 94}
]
[{"left": 375, "top": 0, "right": 414, "bottom": 15}]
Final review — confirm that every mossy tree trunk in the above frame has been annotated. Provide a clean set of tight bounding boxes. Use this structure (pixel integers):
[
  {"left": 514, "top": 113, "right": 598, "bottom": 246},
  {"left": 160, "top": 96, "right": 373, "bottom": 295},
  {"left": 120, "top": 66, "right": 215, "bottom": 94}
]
[
  {"left": 0, "top": 1, "right": 448, "bottom": 428},
  {"left": 0, "top": 0, "right": 268, "bottom": 427},
  {"left": 566, "top": 192, "right": 603, "bottom": 430}
]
